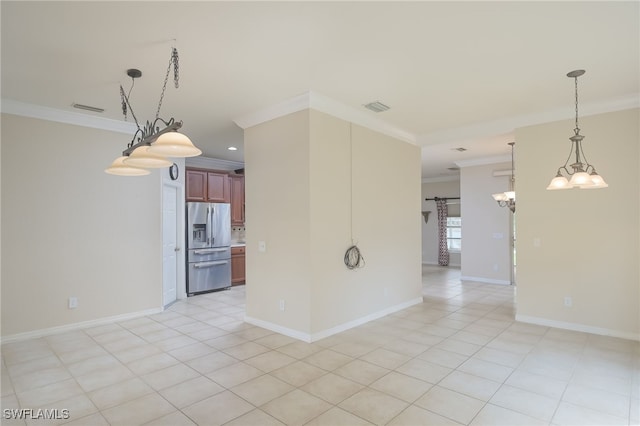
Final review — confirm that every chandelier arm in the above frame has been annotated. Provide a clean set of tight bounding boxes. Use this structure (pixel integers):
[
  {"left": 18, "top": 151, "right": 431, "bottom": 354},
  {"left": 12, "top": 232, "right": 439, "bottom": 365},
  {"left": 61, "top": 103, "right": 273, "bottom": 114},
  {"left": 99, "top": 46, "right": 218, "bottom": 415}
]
[
  {"left": 122, "top": 120, "right": 183, "bottom": 157},
  {"left": 577, "top": 138, "right": 593, "bottom": 169},
  {"left": 560, "top": 139, "right": 576, "bottom": 172}
]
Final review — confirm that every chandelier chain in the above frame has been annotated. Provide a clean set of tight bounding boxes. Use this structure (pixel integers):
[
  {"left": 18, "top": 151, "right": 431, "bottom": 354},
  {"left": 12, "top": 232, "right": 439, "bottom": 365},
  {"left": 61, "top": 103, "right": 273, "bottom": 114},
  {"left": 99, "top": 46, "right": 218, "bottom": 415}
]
[
  {"left": 120, "top": 79, "right": 140, "bottom": 130},
  {"left": 156, "top": 47, "right": 180, "bottom": 119},
  {"left": 574, "top": 76, "right": 579, "bottom": 132}
]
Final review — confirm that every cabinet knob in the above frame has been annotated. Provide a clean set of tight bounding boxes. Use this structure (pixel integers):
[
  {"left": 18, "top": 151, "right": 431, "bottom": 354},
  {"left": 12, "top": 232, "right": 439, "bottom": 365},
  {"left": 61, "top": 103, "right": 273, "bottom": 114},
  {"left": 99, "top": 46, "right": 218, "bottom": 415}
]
[{"left": 174, "top": 247, "right": 181, "bottom": 252}]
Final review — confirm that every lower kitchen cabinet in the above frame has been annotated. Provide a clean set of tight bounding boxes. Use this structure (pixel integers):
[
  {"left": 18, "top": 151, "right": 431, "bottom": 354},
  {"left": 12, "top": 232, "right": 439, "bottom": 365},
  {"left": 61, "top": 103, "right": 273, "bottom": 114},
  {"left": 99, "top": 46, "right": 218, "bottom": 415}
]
[{"left": 231, "top": 246, "right": 246, "bottom": 285}]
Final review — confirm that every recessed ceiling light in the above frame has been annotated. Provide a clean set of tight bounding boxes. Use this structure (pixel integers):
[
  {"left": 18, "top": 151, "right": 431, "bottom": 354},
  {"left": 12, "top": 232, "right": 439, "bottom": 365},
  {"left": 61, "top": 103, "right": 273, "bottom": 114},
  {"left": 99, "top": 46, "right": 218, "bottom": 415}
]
[
  {"left": 451, "top": 147, "right": 467, "bottom": 152},
  {"left": 228, "top": 146, "right": 238, "bottom": 151},
  {"left": 363, "top": 101, "right": 390, "bottom": 113}
]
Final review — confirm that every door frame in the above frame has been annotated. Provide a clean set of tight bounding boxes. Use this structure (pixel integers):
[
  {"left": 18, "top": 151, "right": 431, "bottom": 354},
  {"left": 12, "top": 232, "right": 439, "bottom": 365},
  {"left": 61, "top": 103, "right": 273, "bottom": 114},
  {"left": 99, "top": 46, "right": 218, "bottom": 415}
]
[{"left": 162, "top": 179, "right": 186, "bottom": 304}]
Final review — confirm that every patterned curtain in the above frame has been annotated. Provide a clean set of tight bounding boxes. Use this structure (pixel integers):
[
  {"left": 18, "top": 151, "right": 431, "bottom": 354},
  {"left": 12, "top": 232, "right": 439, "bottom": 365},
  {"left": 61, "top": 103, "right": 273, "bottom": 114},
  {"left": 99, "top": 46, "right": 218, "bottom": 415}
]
[{"left": 436, "top": 198, "right": 450, "bottom": 266}]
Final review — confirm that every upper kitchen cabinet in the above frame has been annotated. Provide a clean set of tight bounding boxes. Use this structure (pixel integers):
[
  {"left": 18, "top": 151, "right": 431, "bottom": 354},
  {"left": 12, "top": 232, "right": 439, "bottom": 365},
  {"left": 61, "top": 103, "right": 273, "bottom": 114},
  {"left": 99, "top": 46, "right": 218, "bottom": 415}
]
[
  {"left": 230, "top": 174, "right": 245, "bottom": 225},
  {"left": 186, "top": 168, "right": 230, "bottom": 203}
]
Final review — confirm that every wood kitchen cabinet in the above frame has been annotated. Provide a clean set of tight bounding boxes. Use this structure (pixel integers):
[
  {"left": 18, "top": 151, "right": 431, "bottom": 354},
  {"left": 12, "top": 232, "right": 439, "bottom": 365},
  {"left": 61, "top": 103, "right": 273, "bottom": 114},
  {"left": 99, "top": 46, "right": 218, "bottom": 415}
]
[
  {"left": 186, "top": 168, "right": 230, "bottom": 202},
  {"left": 230, "top": 175, "right": 245, "bottom": 225},
  {"left": 231, "top": 246, "right": 246, "bottom": 285}
]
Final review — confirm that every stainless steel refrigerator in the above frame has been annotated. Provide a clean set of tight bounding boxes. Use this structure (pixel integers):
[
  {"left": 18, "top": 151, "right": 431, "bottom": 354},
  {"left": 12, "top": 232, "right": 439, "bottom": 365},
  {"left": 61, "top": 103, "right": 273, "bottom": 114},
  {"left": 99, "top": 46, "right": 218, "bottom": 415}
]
[{"left": 186, "top": 202, "right": 231, "bottom": 296}]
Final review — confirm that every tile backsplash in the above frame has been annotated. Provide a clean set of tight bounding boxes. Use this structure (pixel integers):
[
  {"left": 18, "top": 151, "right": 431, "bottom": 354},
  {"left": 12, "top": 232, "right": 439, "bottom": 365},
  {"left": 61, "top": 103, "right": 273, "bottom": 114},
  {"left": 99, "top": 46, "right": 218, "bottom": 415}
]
[{"left": 231, "top": 226, "right": 246, "bottom": 242}]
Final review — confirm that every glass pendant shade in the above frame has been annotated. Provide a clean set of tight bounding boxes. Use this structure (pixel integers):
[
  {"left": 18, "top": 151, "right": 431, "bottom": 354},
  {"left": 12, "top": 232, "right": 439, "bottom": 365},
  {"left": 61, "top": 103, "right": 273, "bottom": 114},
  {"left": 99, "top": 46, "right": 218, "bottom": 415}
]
[
  {"left": 105, "top": 156, "right": 151, "bottom": 176},
  {"left": 569, "top": 171, "right": 591, "bottom": 187},
  {"left": 584, "top": 173, "right": 609, "bottom": 189},
  {"left": 148, "top": 132, "right": 202, "bottom": 157},
  {"left": 492, "top": 193, "right": 507, "bottom": 201},
  {"left": 504, "top": 191, "right": 515, "bottom": 200},
  {"left": 123, "top": 146, "right": 172, "bottom": 168},
  {"left": 547, "top": 175, "right": 570, "bottom": 190}
]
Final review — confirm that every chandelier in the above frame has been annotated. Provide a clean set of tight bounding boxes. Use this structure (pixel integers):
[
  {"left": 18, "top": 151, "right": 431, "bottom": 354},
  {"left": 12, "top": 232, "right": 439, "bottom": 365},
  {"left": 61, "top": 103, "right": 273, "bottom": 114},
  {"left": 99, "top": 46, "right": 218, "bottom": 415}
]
[
  {"left": 105, "top": 47, "right": 201, "bottom": 176},
  {"left": 546, "top": 70, "right": 607, "bottom": 190},
  {"left": 492, "top": 142, "right": 516, "bottom": 213}
]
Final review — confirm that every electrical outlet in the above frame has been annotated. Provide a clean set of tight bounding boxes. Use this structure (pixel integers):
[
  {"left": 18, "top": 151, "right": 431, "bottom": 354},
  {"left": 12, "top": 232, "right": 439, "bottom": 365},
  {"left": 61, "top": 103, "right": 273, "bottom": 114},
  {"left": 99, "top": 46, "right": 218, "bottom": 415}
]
[
  {"left": 279, "top": 299, "right": 285, "bottom": 311},
  {"left": 258, "top": 241, "right": 266, "bottom": 252},
  {"left": 68, "top": 297, "right": 78, "bottom": 309},
  {"left": 564, "top": 296, "right": 573, "bottom": 308},
  {"left": 534, "top": 237, "right": 541, "bottom": 248},
  {"left": 493, "top": 264, "right": 499, "bottom": 272}
]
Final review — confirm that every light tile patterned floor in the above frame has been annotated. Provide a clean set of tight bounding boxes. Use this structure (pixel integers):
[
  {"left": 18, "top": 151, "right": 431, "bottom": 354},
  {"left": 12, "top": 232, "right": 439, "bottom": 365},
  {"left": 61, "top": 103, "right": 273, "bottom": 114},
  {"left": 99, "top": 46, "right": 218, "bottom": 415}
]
[{"left": 2, "top": 265, "right": 639, "bottom": 425}]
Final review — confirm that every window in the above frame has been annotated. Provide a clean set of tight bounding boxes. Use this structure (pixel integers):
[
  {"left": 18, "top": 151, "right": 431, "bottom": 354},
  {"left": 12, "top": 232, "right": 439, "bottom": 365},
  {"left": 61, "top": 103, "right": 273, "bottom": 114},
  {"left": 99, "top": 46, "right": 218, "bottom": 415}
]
[{"left": 447, "top": 216, "right": 461, "bottom": 252}]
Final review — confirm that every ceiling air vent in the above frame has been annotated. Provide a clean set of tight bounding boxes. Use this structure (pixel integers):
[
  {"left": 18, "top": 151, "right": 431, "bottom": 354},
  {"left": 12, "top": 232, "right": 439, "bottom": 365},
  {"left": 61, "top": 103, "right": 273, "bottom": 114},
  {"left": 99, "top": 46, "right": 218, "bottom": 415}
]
[
  {"left": 364, "top": 101, "right": 390, "bottom": 113},
  {"left": 72, "top": 103, "right": 104, "bottom": 113},
  {"left": 452, "top": 147, "right": 467, "bottom": 152}
]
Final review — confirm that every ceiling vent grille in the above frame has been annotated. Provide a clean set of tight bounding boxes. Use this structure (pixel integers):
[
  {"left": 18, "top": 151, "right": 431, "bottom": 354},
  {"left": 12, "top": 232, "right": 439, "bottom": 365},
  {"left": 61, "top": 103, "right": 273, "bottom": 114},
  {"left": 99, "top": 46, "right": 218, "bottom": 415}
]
[
  {"left": 364, "top": 101, "right": 390, "bottom": 113},
  {"left": 452, "top": 147, "right": 467, "bottom": 152},
  {"left": 72, "top": 103, "right": 104, "bottom": 113}
]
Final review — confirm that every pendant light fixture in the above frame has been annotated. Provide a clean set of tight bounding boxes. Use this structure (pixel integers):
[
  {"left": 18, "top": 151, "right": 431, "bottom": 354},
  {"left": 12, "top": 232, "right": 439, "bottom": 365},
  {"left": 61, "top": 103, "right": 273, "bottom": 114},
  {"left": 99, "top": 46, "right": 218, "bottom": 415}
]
[
  {"left": 105, "top": 47, "right": 202, "bottom": 176},
  {"left": 492, "top": 142, "right": 516, "bottom": 213},
  {"left": 546, "top": 70, "right": 607, "bottom": 190}
]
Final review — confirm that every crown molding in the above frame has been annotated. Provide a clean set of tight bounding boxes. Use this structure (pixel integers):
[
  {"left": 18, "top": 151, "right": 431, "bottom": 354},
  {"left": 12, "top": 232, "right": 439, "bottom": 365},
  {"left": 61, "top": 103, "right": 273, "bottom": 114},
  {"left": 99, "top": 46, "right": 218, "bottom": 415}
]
[
  {"left": 185, "top": 156, "right": 244, "bottom": 171},
  {"left": 233, "top": 91, "right": 417, "bottom": 145},
  {"left": 455, "top": 154, "right": 511, "bottom": 168},
  {"left": 1, "top": 98, "right": 137, "bottom": 134},
  {"left": 417, "top": 93, "right": 639, "bottom": 146}
]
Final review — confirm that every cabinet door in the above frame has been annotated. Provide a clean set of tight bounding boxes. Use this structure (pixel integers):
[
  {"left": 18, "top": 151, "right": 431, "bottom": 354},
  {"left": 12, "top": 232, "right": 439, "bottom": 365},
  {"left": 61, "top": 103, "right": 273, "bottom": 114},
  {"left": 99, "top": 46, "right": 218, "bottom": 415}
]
[
  {"left": 230, "top": 175, "right": 245, "bottom": 225},
  {"left": 231, "top": 246, "right": 246, "bottom": 285},
  {"left": 207, "top": 172, "right": 230, "bottom": 203},
  {"left": 186, "top": 170, "right": 207, "bottom": 201}
]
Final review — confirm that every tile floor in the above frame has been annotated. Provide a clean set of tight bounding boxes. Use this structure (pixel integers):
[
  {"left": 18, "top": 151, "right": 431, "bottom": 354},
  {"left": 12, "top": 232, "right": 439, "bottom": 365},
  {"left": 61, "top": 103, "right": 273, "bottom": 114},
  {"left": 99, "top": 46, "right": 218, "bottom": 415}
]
[{"left": 1, "top": 266, "right": 639, "bottom": 425}]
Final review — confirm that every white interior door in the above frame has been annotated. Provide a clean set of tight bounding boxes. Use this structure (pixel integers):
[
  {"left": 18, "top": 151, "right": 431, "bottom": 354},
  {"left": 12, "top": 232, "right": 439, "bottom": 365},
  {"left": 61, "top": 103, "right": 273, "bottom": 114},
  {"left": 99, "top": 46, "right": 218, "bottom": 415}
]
[{"left": 162, "top": 184, "right": 179, "bottom": 307}]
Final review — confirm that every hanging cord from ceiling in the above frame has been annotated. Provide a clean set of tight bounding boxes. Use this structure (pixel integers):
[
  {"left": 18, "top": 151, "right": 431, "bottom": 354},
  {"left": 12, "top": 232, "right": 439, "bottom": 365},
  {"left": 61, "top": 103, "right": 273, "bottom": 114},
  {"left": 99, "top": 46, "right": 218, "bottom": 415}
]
[{"left": 344, "top": 122, "right": 365, "bottom": 270}]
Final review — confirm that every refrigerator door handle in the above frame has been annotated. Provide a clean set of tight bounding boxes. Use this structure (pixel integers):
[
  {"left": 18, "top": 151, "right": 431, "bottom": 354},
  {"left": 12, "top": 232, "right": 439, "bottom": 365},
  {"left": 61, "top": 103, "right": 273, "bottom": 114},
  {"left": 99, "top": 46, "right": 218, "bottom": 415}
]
[
  {"left": 210, "top": 204, "right": 216, "bottom": 247},
  {"left": 193, "top": 260, "right": 229, "bottom": 269},
  {"left": 206, "top": 206, "right": 211, "bottom": 246},
  {"left": 193, "top": 248, "right": 228, "bottom": 255}
]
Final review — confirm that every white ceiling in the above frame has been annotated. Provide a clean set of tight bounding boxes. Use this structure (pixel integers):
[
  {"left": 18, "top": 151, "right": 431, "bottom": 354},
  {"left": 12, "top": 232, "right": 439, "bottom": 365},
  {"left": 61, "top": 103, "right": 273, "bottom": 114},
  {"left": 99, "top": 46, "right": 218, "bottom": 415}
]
[{"left": 2, "top": 2, "right": 638, "bottom": 179}]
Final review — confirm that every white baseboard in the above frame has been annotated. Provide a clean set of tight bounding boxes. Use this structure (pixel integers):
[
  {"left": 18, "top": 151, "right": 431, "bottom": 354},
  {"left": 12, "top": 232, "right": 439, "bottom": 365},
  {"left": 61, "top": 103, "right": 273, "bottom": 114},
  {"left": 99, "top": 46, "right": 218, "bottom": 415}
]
[
  {"left": 0, "top": 307, "right": 164, "bottom": 344},
  {"left": 460, "top": 275, "right": 511, "bottom": 285},
  {"left": 245, "top": 296, "right": 424, "bottom": 343},
  {"left": 244, "top": 316, "right": 312, "bottom": 343},
  {"left": 516, "top": 314, "right": 640, "bottom": 342}
]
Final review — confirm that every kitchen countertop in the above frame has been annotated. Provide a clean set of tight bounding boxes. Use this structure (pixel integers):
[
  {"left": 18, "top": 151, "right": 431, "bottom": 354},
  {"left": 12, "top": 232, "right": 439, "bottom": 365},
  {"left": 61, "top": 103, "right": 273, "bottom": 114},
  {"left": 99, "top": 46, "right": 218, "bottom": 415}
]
[{"left": 231, "top": 242, "right": 246, "bottom": 247}]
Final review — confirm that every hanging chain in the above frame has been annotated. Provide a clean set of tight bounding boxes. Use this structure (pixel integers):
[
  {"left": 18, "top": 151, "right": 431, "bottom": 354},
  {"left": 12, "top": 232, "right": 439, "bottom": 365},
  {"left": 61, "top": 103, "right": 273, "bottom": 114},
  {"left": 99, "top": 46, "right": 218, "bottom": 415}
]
[
  {"left": 120, "top": 78, "right": 140, "bottom": 130},
  {"left": 173, "top": 48, "right": 179, "bottom": 89},
  {"left": 155, "top": 47, "right": 180, "bottom": 119},
  {"left": 120, "top": 86, "right": 128, "bottom": 119},
  {"left": 574, "top": 76, "right": 579, "bottom": 132}
]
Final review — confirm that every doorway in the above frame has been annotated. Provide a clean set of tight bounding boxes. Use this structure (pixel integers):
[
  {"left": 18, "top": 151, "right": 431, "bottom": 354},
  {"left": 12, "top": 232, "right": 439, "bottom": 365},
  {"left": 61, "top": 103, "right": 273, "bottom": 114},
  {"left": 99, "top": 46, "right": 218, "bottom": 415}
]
[{"left": 162, "top": 182, "right": 183, "bottom": 307}]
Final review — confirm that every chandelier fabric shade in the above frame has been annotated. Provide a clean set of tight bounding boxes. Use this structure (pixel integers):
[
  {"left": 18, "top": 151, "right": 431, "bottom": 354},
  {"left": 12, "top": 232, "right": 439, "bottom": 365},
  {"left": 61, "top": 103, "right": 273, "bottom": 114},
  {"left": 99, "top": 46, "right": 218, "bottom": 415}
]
[
  {"left": 123, "top": 146, "right": 174, "bottom": 168},
  {"left": 546, "top": 70, "right": 608, "bottom": 190},
  {"left": 105, "top": 156, "right": 151, "bottom": 176},
  {"left": 106, "top": 47, "right": 202, "bottom": 176},
  {"left": 148, "top": 131, "right": 202, "bottom": 157}
]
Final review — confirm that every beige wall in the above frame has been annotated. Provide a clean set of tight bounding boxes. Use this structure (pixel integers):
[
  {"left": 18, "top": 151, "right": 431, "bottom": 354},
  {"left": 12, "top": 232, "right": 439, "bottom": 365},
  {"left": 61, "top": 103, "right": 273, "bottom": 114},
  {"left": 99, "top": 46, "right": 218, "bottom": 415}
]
[
  {"left": 244, "top": 110, "right": 312, "bottom": 335},
  {"left": 459, "top": 162, "right": 512, "bottom": 284},
  {"left": 1, "top": 114, "right": 163, "bottom": 337},
  {"left": 515, "top": 108, "right": 639, "bottom": 339},
  {"left": 244, "top": 109, "right": 422, "bottom": 339},
  {"left": 421, "top": 180, "right": 461, "bottom": 266}
]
